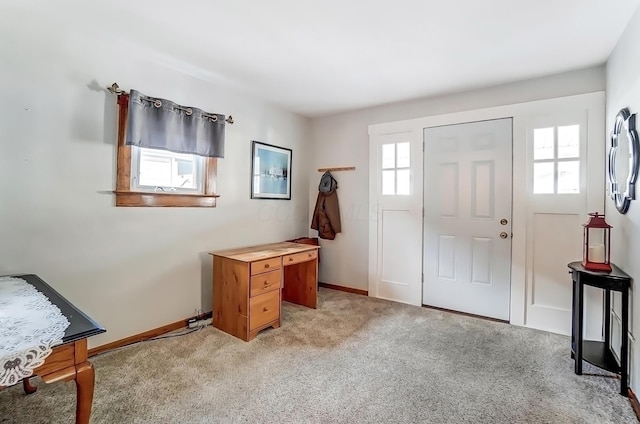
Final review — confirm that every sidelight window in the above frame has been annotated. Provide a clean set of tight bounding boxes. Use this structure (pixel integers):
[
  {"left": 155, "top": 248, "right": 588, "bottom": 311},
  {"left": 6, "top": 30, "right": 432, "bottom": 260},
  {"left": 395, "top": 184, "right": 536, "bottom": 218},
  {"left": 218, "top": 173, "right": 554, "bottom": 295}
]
[
  {"left": 382, "top": 142, "right": 411, "bottom": 195},
  {"left": 533, "top": 125, "right": 580, "bottom": 194}
]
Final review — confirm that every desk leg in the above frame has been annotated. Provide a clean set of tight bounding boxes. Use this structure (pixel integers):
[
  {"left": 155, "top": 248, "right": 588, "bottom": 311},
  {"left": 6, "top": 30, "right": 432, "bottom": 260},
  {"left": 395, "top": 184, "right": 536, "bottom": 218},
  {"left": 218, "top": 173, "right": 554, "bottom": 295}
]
[
  {"left": 75, "top": 362, "right": 95, "bottom": 424},
  {"left": 282, "top": 259, "right": 318, "bottom": 309},
  {"left": 621, "top": 288, "right": 629, "bottom": 396},
  {"left": 575, "top": 277, "right": 584, "bottom": 375}
]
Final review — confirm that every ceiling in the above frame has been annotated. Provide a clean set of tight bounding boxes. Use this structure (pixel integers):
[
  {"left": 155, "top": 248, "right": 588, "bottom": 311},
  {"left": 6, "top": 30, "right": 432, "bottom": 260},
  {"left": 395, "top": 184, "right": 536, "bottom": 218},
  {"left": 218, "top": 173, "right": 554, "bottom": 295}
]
[{"left": 13, "top": 0, "right": 640, "bottom": 117}]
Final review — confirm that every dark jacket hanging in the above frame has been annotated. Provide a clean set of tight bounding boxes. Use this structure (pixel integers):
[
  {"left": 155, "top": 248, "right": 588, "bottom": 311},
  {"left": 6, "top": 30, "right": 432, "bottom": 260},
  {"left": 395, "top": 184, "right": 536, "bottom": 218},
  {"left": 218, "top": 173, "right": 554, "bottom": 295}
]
[{"left": 311, "top": 172, "right": 342, "bottom": 240}]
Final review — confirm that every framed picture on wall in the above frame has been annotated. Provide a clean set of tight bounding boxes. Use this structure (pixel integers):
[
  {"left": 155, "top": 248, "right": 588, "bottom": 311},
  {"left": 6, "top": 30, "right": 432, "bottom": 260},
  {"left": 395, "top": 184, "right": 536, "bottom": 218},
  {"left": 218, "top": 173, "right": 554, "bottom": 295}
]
[{"left": 251, "top": 141, "right": 292, "bottom": 200}]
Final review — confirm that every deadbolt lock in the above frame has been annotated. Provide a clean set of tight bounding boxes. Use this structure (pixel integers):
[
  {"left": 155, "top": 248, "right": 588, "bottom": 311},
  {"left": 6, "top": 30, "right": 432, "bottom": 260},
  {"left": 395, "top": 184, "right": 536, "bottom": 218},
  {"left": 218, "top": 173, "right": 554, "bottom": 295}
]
[
  {"left": 500, "top": 232, "right": 508, "bottom": 239},
  {"left": 500, "top": 219, "right": 508, "bottom": 225}
]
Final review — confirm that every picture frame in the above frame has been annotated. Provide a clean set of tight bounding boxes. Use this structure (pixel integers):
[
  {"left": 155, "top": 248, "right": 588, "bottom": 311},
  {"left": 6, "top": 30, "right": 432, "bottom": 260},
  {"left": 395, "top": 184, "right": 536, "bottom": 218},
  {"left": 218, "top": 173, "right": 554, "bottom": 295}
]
[{"left": 251, "top": 141, "right": 292, "bottom": 200}]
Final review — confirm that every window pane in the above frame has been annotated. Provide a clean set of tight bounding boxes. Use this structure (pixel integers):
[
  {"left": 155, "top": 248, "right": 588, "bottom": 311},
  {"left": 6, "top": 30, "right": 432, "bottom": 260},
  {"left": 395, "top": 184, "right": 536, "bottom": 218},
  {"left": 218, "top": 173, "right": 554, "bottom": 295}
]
[
  {"left": 558, "top": 161, "right": 580, "bottom": 193},
  {"left": 382, "top": 144, "right": 395, "bottom": 169},
  {"left": 533, "top": 162, "right": 554, "bottom": 194},
  {"left": 533, "top": 128, "right": 554, "bottom": 160},
  {"left": 139, "top": 152, "right": 173, "bottom": 187},
  {"left": 558, "top": 125, "right": 580, "bottom": 158},
  {"left": 382, "top": 170, "right": 395, "bottom": 195},
  {"left": 138, "top": 148, "right": 199, "bottom": 190},
  {"left": 397, "top": 169, "right": 410, "bottom": 195},
  {"left": 397, "top": 142, "right": 410, "bottom": 168}
]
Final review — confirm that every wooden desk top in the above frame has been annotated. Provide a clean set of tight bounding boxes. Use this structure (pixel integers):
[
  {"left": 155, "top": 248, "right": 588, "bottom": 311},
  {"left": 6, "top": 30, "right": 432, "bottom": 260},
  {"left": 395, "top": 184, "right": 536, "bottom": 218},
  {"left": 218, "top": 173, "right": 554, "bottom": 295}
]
[{"left": 210, "top": 242, "right": 320, "bottom": 262}]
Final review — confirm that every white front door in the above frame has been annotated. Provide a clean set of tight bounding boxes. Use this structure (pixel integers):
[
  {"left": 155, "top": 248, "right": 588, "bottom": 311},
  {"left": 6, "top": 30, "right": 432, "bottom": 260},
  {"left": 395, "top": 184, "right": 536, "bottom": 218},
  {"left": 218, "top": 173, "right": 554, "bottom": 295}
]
[
  {"left": 368, "top": 131, "right": 423, "bottom": 305},
  {"left": 423, "top": 118, "right": 513, "bottom": 320}
]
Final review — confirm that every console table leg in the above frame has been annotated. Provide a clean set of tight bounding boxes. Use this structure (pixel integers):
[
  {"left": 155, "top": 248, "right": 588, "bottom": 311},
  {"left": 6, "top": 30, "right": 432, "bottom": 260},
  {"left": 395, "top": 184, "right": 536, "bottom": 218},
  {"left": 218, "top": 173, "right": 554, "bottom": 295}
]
[
  {"left": 621, "top": 289, "right": 629, "bottom": 396},
  {"left": 604, "top": 290, "right": 611, "bottom": 352},
  {"left": 571, "top": 276, "right": 577, "bottom": 357},
  {"left": 575, "top": 278, "right": 584, "bottom": 375},
  {"left": 75, "top": 362, "right": 95, "bottom": 424}
]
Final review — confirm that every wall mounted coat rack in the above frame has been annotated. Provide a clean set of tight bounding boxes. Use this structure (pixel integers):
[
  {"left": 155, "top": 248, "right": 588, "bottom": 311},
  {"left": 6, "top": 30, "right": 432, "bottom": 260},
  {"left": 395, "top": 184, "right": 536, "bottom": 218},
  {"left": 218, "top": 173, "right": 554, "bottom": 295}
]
[{"left": 317, "top": 166, "right": 356, "bottom": 172}]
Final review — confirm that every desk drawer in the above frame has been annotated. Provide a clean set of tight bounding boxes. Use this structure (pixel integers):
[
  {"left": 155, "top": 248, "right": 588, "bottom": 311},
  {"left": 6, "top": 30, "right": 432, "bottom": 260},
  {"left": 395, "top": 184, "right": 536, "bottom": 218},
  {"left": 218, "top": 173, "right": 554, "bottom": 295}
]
[
  {"left": 283, "top": 250, "right": 317, "bottom": 266},
  {"left": 251, "top": 258, "right": 281, "bottom": 275},
  {"left": 249, "top": 290, "right": 280, "bottom": 330},
  {"left": 250, "top": 269, "right": 282, "bottom": 297}
]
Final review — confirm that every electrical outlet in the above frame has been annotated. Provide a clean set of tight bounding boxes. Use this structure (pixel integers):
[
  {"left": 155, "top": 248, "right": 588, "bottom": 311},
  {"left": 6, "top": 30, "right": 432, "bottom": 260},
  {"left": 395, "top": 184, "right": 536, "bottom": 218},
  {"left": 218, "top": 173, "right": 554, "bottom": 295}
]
[{"left": 187, "top": 317, "right": 197, "bottom": 328}]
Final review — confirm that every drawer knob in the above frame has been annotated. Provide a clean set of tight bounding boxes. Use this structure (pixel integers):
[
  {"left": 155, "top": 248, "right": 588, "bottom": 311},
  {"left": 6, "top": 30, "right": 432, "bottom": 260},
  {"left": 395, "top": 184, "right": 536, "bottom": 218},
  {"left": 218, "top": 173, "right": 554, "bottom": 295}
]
[
  {"left": 289, "top": 257, "right": 294, "bottom": 262},
  {"left": 263, "top": 307, "right": 269, "bottom": 312},
  {"left": 265, "top": 264, "right": 270, "bottom": 269},
  {"left": 308, "top": 254, "right": 312, "bottom": 257},
  {"left": 263, "top": 281, "right": 269, "bottom": 288}
]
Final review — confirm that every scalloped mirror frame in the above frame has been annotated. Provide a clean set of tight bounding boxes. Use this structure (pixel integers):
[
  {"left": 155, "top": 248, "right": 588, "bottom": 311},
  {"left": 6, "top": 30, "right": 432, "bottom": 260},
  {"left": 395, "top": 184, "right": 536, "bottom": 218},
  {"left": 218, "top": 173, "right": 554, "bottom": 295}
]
[{"left": 608, "top": 108, "right": 640, "bottom": 214}]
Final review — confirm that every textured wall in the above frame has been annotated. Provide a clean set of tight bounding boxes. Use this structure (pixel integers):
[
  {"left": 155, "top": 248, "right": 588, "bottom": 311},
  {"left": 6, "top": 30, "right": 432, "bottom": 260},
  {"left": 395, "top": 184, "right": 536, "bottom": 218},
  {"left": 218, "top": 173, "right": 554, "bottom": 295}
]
[
  {"left": 606, "top": 5, "right": 640, "bottom": 393},
  {"left": 0, "top": 6, "right": 310, "bottom": 347}
]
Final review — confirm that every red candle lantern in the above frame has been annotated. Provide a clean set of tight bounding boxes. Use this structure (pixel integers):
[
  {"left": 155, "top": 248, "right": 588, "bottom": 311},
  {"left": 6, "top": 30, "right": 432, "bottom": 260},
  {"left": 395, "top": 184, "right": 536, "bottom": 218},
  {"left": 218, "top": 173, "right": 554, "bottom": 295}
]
[{"left": 582, "top": 212, "right": 612, "bottom": 272}]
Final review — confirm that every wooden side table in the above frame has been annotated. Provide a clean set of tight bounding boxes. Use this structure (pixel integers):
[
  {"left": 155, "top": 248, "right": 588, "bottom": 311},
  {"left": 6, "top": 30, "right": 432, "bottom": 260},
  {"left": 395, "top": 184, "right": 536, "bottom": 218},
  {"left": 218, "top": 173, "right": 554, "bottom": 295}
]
[
  {"left": 0, "top": 274, "right": 105, "bottom": 424},
  {"left": 568, "top": 261, "right": 631, "bottom": 396}
]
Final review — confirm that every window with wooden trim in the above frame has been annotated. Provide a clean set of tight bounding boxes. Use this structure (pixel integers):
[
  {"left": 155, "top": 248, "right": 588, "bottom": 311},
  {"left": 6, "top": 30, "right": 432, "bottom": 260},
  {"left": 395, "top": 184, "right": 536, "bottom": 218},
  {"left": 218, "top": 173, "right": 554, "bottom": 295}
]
[{"left": 114, "top": 94, "right": 219, "bottom": 207}]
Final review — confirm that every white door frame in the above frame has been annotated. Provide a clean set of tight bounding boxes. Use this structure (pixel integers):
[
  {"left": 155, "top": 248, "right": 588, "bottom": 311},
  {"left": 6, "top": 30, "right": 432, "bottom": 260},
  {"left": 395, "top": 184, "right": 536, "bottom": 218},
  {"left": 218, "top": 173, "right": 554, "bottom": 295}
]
[{"left": 369, "top": 91, "right": 605, "bottom": 333}]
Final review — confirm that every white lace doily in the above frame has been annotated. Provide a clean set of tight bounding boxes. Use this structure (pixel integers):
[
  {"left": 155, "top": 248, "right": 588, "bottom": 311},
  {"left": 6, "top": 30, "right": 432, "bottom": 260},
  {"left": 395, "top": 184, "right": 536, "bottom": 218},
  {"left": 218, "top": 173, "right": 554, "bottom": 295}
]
[{"left": 0, "top": 277, "right": 70, "bottom": 387}]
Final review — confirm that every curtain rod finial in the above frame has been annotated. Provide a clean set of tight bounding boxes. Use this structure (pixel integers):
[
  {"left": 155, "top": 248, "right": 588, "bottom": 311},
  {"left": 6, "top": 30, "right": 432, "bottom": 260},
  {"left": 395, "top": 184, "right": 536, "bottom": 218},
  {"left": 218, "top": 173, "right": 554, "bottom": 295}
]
[
  {"left": 108, "top": 82, "right": 124, "bottom": 95},
  {"left": 226, "top": 115, "right": 234, "bottom": 125}
]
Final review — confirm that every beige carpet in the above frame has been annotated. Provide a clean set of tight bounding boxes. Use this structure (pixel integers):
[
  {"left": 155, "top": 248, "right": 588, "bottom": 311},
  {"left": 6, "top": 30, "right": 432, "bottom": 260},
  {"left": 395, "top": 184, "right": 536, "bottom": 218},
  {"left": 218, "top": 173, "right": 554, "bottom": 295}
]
[{"left": 0, "top": 288, "right": 636, "bottom": 423}]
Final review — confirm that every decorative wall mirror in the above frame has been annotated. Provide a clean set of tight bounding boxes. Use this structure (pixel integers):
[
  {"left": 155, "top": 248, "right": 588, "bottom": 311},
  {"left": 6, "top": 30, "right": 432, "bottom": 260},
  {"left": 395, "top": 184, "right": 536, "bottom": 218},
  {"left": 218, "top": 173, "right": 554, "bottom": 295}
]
[{"left": 608, "top": 108, "right": 640, "bottom": 214}]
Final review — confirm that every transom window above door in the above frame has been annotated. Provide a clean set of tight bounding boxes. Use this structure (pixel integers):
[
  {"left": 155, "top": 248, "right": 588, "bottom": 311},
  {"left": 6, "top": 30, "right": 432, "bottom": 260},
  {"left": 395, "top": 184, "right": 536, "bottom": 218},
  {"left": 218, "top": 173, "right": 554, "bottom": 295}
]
[
  {"left": 533, "top": 125, "right": 580, "bottom": 194},
  {"left": 382, "top": 142, "right": 410, "bottom": 195}
]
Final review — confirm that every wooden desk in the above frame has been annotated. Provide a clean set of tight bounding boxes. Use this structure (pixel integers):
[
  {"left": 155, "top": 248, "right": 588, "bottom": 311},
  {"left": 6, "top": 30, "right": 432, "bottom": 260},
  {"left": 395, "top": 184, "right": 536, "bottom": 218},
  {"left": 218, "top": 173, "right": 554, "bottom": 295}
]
[
  {"left": 210, "top": 242, "right": 320, "bottom": 341},
  {"left": 0, "top": 274, "right": 105, "bottom": 424}
]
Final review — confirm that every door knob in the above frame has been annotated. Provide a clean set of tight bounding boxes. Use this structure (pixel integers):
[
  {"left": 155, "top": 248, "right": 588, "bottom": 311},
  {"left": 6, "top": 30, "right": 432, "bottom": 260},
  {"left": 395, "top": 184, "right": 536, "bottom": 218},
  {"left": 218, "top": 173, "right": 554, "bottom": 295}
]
[{"left": 500, "top": 232, "right": 508, "bottom": 239}]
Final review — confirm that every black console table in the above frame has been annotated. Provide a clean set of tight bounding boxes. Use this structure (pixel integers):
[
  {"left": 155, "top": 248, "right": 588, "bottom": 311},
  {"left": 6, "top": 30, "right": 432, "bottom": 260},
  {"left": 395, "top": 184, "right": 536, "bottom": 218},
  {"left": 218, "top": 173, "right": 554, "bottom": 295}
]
[{"left": 568, "top": 262, "right": 631, "bottom": 396}]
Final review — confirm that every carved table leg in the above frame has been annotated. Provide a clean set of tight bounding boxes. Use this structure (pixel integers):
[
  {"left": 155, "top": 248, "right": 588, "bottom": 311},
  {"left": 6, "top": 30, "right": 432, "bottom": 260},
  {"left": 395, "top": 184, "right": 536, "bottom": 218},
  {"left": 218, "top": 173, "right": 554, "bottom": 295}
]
[
  {"left": 22, "top": 377, "right": 37, "bottom": 394},
  {"left": 75, "top": 362, "right": 95, "bottom": 424}
]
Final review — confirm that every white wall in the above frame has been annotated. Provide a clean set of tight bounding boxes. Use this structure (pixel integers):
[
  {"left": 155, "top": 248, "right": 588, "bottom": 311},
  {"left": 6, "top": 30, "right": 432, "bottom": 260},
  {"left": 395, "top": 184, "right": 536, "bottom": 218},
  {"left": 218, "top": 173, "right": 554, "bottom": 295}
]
[
  {"left": 606, "top": 5, "right": 640, "bottom": 393},
  {"left": 309, "top": 66, "right": 605, "bottom": 290},
  {"left": 0, "top": 6, "right": 310, "bottom": 347}
]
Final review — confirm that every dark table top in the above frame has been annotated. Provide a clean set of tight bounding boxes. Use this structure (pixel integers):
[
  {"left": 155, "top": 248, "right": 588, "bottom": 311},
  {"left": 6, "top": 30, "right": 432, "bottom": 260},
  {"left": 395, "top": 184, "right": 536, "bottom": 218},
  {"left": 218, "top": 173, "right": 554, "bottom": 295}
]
[
  {"left": 5, "top": 274, "right": 105, "bottom": 344},
  {"left": 567, "top": 261, "right": 632, "bottom": 282}
]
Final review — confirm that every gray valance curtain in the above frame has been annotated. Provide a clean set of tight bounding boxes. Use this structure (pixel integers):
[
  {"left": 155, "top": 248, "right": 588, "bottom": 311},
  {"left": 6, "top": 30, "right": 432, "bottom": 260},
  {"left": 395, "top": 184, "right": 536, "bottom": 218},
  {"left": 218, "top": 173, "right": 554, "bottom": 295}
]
[{"left": 126, "top": 89, "right": 225, "bottom": 158}]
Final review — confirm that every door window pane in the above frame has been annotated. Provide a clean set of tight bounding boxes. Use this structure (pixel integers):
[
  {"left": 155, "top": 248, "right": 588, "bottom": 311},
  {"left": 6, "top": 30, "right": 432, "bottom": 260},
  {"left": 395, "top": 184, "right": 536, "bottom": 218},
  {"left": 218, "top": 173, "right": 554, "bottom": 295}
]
[
  {"left": 557, "top": 161, "right": 580, "bottom": 193},
  {"left": 558, "top": 125, "right": 580, "bottom": 158},
  {"left": 533, "top": 162, "right": 554, "bottom": 194},
  {"left": 396, "top": 142, "right": 410, "bottom": 168},
  {"left": 396, "top": 169, "right": 410, "bottom": 195},
  {"left": 382, "top": 170, "right": 395, "bottom": 195},
  {"left": 382, "top": 144, "right": 395, "bottom": 169},
  {"left": 533, "top": 128, "right": 554, "bottom": 160}
]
